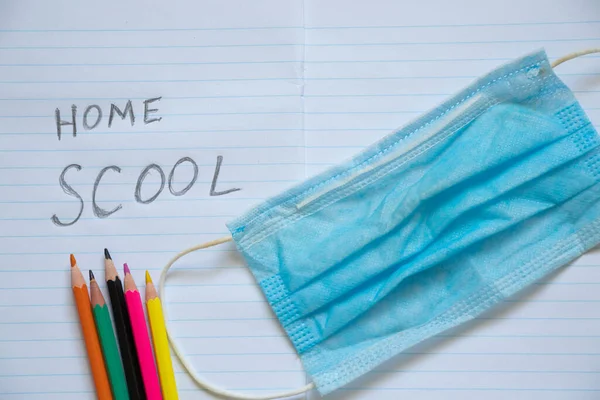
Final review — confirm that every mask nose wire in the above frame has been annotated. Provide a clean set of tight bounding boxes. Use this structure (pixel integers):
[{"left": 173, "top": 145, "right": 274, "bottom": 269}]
[
  {"left": 158, "top": 235, "right": 315, "bottom": 400},
  {"left": 551, "top": 48, "right": 600, "bottom": 68}
]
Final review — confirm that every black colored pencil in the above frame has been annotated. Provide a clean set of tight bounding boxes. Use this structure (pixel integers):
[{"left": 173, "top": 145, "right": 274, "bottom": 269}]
[{"left": 105, "top": 248, "right": 147, "bottom": 400}]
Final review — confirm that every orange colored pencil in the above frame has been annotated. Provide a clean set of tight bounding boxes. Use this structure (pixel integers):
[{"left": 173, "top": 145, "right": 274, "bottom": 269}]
[{"left": 71, "top": 254, "right": 113, "bottom": 400}]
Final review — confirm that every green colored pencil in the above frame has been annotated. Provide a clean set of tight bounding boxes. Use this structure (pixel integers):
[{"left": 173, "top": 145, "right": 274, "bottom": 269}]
[{"left": 90, "top": 270, "right": 130, "bottom": 400}]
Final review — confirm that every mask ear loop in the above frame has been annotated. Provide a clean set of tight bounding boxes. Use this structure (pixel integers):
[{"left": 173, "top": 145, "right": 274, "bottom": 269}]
[
  {"left": 160, "top": 48, "right": 600, "bottom": 400},
  {"left": 158, "top": 235, "right": 315, "bottom": 400},
  {"left": 551, "top": 48, "right": 600, "bottom": 67}
]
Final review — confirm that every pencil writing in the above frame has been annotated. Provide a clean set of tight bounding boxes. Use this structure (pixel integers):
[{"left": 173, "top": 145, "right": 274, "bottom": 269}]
[
  {"left": 51, "top": 155, "right": 241, "bottom": 227},
  {"left": 55, "top": 97, "right": 162, "bottom": 140}
]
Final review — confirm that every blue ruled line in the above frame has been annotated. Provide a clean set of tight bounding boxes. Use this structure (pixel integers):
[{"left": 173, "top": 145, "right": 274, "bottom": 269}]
[
  {"left": 0, "top": 37, "right": 599, "bottom": 51},
  {"left": 0, "top": 55, "right": 590, "bottom": 68},
  {"left": 2, "top": 369, "right": 600, "bottom": 379},
  {"left": 3, "top": 316, "right": 600, "bottom": 324},
  {"left": 0, "top": 20, "right": 597, "bottom": 33},
  {"left": 0, "top": 144, "right": 301, "bottom": 152}
]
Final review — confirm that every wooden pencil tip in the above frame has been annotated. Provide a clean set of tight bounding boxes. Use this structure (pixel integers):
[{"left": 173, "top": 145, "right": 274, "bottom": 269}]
[
  {"left": 89, "top": 270, "right": 95, "bottom": 281},
  {"left": 145, "top": 270, "right": 152, "bottom": 284},
  {"left": 104, "top": 248, "right": 111, "bottom": 260},
  {"left": 70, "top": 254, "right": 76, "bottom": 267},
  {"left": 123, "top": 263, "right": 131, "bottom": 275}
]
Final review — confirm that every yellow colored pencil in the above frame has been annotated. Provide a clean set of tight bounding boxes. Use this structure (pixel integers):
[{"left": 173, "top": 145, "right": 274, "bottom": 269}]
[{"left": 145, "top": 271, "right": 178, "bottom": 400}]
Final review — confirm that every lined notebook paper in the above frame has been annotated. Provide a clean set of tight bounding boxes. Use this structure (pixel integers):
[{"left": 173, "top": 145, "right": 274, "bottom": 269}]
[{"left": 1, "top": 0, "right": 600, "bottom": 398}]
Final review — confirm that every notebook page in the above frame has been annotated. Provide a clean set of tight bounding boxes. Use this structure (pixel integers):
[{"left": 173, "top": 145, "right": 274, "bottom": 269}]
[
  {"left": 0, "top": 1, "right": 308, "bottom": 398},
  {"left": 3, "top": 1, "right": 600, "bottom": 399},
  {"left": 304, "top": 0, "right": 600, "bottom": 399}
]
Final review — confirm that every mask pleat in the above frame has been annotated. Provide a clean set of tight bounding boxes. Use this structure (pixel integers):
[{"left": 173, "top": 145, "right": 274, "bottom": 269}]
[{"left": 270, "top": 102, "right": 596, "bottom": 328}]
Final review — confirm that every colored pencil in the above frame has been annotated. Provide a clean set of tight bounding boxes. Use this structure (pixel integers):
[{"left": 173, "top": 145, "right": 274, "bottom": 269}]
[
  {"left": 105, "top": 249, "right": 146, "bottom": 400},
  {"left": 123, "top": 263, "right": 163, "bottom": 400},
  {"left": 145, "top": 271, "right": 178, "bottom": 400},
  {"left": 70, "top": 254, "right": 113, "bottom": 400},
  {"left": 90, "top": 270, "right": 130, "bottom": 400}
]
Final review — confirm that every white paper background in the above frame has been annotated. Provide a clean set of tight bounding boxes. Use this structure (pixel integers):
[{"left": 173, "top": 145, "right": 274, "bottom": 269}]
[{"left": 1, "top": 1, "right": 600, "bottom": 399}]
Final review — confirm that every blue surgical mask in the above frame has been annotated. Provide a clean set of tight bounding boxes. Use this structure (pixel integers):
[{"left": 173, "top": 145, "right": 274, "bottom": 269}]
[{"left": 160, "top": 49, "right": 600, "bottom": 398}]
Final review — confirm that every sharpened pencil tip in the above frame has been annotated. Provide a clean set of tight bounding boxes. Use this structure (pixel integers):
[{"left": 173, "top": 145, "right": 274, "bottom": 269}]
[
  {"left": 70, "top": 254, "right": 76, "bottom": 267},
  {"left": 104, "top": 248, "right": 111, "bottom": 260},
  {"left": 89, "top": 270, "right": 95, "bottom": 281},
  {"left": 145, "top": 270, "right": 152, "bottom": 284},
  {"left": 123, "top": 263, "right": 131, "bottom": 275}
]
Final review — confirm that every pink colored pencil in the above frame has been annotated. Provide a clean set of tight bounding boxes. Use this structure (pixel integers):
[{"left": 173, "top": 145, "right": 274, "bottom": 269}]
[{"left": 123, "top": 263, "right": 163, "bottom": 400}]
